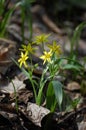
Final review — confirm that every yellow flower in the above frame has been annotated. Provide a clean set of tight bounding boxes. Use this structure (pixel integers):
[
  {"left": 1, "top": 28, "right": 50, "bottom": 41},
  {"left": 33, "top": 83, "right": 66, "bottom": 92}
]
[
  {"left": 18, "top": 52, "right": 28, "bottom": 68},
  {"left": 21, "top": 44, "right": 35, "bottom": 54},
  {"left": 48, "top": 41, "right": 62, "bottom": 56},
  {"left": 34, "top": 34, "right": 50, "bottom": 44},
  {"left": 40, "top": 51, "right": 52, "bottom": 64}
]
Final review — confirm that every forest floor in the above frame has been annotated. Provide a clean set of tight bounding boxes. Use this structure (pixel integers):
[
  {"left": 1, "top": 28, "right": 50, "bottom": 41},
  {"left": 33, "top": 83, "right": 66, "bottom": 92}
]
[{"left": 0, "top": 1, "right": 86, "bottom": 130}]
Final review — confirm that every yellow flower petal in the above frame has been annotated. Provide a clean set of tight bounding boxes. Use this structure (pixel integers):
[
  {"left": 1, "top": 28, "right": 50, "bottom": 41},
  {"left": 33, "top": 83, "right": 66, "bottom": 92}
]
[
  {"left": 20, "top": 44, "right": 35, "bottom": 54},
  {"left": 48, "top": 41, "right": 62, "bottom": 56},
  {"left": 34, "top": 34, "right": 50, "bottom": 44},
  {"left": 40, "top": 51, "right": 52, "bottom": 64},
  {"left": 18, "top": 52, "right": 28, "bottom": 68}
]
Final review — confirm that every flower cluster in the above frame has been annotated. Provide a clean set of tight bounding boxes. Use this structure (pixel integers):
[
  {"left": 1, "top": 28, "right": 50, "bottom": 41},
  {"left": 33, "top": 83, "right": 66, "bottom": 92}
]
[{"left": 18, "top": 34, "right": 62, "bottom": 67}]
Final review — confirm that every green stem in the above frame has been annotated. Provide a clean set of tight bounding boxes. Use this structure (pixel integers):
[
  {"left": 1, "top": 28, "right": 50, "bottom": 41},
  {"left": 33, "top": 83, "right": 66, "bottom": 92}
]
[
  {"left": 36, "top": 66, "right": 49, "bottom": 105},
  {"left": 11, "top": 80, "right": 18, "bottom": 113},
  {"left": 30, "top": 77, "right": 37, "bottom": 101}
]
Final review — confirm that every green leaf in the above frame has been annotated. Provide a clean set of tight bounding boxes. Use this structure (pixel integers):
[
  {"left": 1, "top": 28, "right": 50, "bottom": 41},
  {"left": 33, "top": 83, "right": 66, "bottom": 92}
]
[
  {"left": 52, "top": 80, "right": 63, "bottom": 110},
  {"left": 62, "top": 64, "right": 82, "bottom": 71},
  {"left": 66, "top": 98, "right": 81, "bottom": 112},
  {"left": 46, "top": 82, "right": 57, "bottom": 112}
]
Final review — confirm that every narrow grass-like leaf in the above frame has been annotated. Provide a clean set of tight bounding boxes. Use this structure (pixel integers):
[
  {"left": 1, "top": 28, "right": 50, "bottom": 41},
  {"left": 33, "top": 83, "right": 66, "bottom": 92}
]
[
  {"left": 70, "top": 22, "right": 86, "bottom": 55},
  {"left": 0, "top": 1, "right": 21, "bottom": 37},
  {"left": 11, "top": 80, "right": 18, "bottom": 112},
  {"left": 62, "top": 64, "right": 83, "bottom": 71},
  {"left": 20, "top": 0, "right": 34, "bottom": 41}
]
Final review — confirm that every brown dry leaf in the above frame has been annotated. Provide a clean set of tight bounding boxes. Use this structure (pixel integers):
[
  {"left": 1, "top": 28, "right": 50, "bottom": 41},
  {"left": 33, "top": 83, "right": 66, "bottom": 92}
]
[
  {"left": 67, "top": 81, "right": 81, "bottom": 100},
  {"left": 27, "top": 102, "right": 50, "bottom": 126},
  {"left": 78, "top": 121, "right": 86, "bottom": 130},
  {"left": 0, "top": 77, "right": 25, "bottom": 94},
  {"left": 0, "top": 38, "right": 16, "bottom": 74},
  {"left": 18, "top": 88, "right": 33, "bottom": 104},
  {"left": 67, "top": 82, "right": 81, "bottom": 91}
]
